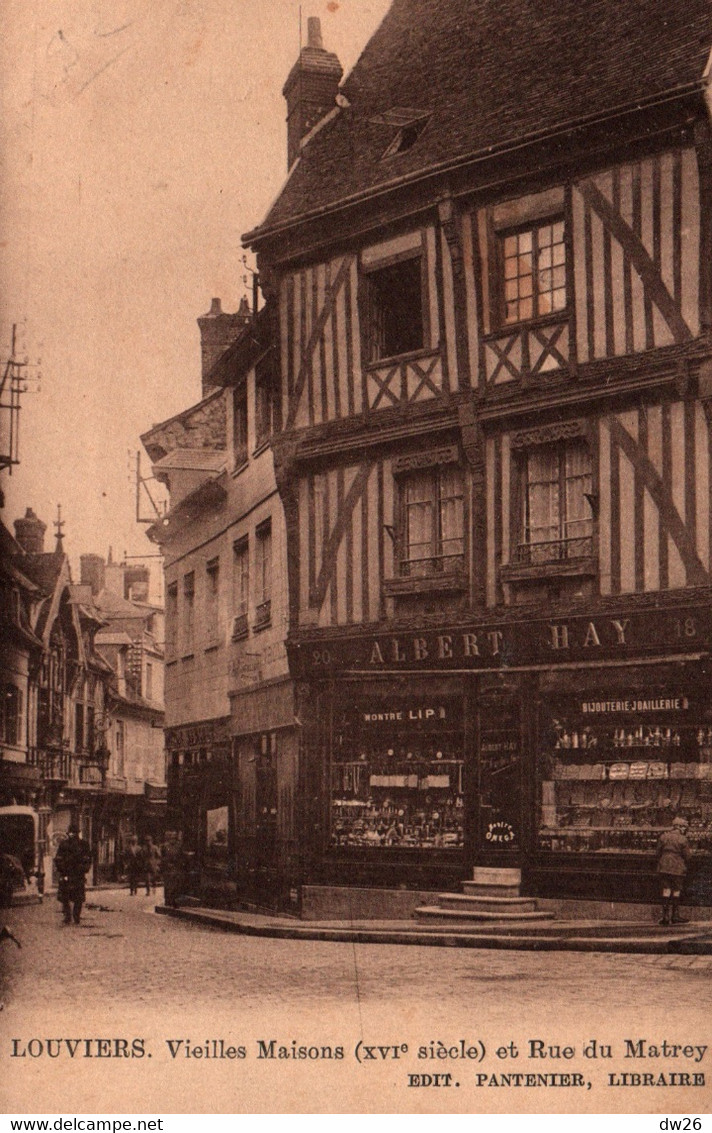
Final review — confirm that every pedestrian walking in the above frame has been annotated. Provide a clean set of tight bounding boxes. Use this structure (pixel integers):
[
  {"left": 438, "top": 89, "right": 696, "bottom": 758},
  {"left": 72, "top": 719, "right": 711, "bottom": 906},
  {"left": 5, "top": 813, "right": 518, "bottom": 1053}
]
[
  {"left": 123, "top": 835, "right": 142, "bottom": 896},
  {"left": 0, "top": 852, "right": 25, "bottom": 909},
  {"left": 656, "top": 815, "right": 691, "bottom": 925},
  {"left": 142, "top": 835, "right": 160, "bottom": 895},
  {"left": 161, "top": 831, "right": 186, "bottom": 908},
  {"left": 54, "top": 825, "right": 92, "bottom": 925}
]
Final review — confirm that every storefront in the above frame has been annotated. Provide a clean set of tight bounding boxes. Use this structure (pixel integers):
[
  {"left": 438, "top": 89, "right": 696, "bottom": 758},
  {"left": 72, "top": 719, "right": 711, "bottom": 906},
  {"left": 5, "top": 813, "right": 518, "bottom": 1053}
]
[
  {"left": 291, "top": 596, "right": 712, "bottom": 904},
  {"left": 230, "top": 676, "right": 299, "bottom": 910},
  {"left": 165, "top": 716, "right": 232, "bottom": 899}
]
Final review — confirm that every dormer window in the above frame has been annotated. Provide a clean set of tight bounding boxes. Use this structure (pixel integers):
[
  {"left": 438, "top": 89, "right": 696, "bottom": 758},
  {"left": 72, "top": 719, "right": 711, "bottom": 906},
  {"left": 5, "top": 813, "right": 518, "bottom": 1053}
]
[{"left": 370, "top": 107, "right": 430, "bottom": 160}]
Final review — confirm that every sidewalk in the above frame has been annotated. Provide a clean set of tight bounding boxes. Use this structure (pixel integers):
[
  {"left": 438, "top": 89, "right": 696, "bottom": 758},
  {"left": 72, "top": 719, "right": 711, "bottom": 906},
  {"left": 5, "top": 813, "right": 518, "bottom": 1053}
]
[{"left": 155, "top": 902, "right": 712, "bottom": 954}]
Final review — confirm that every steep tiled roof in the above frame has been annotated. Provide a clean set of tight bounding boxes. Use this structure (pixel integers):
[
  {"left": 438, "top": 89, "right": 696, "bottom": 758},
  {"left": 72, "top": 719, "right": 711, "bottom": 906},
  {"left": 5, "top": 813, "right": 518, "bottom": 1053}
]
[
  {"left": 248, "top": 0, "right": 712, "bottom": 241},
  {"left": 152, "top": 448, "right": 226, "bottom": 473},
  {"left": 140, "top": 388, "right": 225, "bottom": 463},
  {"left": 19, "top": 551, "right": 65, "bottom": 596}
]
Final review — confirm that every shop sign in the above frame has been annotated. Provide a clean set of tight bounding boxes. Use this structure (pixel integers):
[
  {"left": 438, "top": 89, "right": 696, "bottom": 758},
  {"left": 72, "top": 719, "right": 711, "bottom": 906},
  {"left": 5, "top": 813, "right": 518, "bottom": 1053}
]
[
  {"left": 485, "top": 820, "right": 516, "bottom": 844},
  {"left": 581, "top": 696, "right": 690, "bottom": 715},
  {"left": 360, "top": 705, "right": 449, "bottom": 725},
  {"left": 165, "top": 717, "right": 231, "bottom": 750},
  {"left": 341, "top": 698, "right": 463, "bottom": 730},
  {"left": 295, "top": 605, "right": 712, "bottom": 675}
]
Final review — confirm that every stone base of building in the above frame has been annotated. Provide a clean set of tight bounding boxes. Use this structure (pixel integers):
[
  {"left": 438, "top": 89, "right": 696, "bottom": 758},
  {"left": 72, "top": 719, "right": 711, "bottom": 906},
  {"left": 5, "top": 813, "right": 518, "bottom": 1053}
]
[
  {"left": 299, "top": 884, "right": 712, "bottom": 923},
  {"left": 301, "top": 885, "right": 446, "bottom": 920}
]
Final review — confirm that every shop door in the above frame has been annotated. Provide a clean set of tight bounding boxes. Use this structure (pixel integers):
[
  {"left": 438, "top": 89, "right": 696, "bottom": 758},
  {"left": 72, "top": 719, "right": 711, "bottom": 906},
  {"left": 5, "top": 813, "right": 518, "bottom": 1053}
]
[
  {"left": 476, "top": 693, "right": 523, "bottom": 855},
  {"left": 255, "top": 733, "right": 278, "bottom": 869}
]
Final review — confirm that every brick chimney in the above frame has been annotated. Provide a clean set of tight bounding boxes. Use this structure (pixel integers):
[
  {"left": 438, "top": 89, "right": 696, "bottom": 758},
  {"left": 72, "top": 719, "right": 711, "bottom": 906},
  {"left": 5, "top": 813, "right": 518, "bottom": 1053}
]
[
  {"left": 80, "top": 553, "right": 106, "bottom": 596},
  {"left": 197, "top": 297, "right": 252, "bottom": 398},
  {"left": 14, "top": 508, "right": 46, "bottom": 554},
  {"left": 124, "top": 564, "right": 150, "bottom": 602},
  {"left": 283, "top": 16, "right": 343, "bottom": 170}
]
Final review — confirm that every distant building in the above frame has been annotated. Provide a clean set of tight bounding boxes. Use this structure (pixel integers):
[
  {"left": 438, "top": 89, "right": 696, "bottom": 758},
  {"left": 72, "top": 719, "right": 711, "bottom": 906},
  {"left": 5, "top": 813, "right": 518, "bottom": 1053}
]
[
  {"left": 1, "top": 509, "right": 165, "bottom": 886},
  {"left": 82, "top": 554, "right": 166, "bottom": 876},
  {"left": 0, "top": 515, "right": 44, "bottom": 808}
]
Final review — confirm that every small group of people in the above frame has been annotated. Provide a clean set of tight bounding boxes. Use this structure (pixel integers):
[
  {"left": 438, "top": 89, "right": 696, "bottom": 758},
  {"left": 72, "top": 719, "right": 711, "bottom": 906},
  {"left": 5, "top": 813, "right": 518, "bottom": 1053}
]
[
  {"left": 123, "top": 835, "right": 161, "bottom": 896},
  {"left": 53, "top": 827, "right": 169, "bottom": 925}
]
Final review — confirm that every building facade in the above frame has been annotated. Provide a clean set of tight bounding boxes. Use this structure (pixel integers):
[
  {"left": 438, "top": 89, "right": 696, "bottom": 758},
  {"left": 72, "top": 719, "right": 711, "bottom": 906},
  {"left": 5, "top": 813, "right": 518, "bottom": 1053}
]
[
  {"left": 88, "top": 554, "right": 166, "bottom": 875},
  {"left": 241, "top": 2, "right": 712, "bottom": 908},
  {"left": 143, "top": 302, "right": 297, "bottom": 908},
  {"left": 0, "top": 509, "right": 165, "bottom": 887}
]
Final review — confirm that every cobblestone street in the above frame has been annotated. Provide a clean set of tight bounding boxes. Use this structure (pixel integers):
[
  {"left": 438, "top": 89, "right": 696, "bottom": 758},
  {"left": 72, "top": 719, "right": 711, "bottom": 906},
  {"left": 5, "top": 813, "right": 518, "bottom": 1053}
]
[{"left": 1, "top": 890, "right": 711, "bottom": 1112}]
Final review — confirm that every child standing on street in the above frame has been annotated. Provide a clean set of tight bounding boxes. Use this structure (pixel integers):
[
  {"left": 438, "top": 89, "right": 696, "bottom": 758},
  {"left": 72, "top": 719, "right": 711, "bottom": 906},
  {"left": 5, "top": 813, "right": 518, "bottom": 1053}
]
[{"left": 656, "top": 815, "right": 691, "bottom": 925}]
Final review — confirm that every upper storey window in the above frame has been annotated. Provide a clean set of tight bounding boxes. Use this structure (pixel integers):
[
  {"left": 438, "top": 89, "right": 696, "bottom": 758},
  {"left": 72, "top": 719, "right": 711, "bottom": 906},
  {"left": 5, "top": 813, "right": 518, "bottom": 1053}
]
[
  {"left": 254, "top": 359, "right": 274, "bottom": 452},
  {"left": 501, "top": 219, "right": 566, "bottom": 325},
  {"left": 400, "top": 465, "right": 464, "bottom": 578},
  {"left": 519, "top": 440, "right": 592, "bottom": 565},
  {"left": 233, "top": 385, "right": 248, "bottom": 469},
  {"left": 366, "top": 254, "right": 424, "bottom": 362}
]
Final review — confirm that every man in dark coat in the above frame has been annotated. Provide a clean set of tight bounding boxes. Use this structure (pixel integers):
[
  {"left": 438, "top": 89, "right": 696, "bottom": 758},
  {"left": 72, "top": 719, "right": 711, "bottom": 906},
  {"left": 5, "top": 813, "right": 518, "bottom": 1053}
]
[
  {"left": 55, "top": 826, "right": 92, "bottom": 925},
  {"left": 656, "top": 815, "right": 691, "bottom": 925}
]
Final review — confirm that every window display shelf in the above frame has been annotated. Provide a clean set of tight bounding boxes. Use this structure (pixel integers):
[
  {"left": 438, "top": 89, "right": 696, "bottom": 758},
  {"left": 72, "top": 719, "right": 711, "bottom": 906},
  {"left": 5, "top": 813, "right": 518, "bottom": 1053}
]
[{"left": 538, "top": 695, "right": 712, "bottom": 855}]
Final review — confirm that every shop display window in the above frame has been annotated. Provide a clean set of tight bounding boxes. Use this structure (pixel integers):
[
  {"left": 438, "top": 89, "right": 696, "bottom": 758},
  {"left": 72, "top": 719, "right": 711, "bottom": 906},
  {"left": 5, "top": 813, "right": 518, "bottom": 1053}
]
[
  {"left": 537, "top": 692, "right": 712, "bottom": 854},
  {"left": 330, "top": 698, "right": 465, "bottom": 850}
]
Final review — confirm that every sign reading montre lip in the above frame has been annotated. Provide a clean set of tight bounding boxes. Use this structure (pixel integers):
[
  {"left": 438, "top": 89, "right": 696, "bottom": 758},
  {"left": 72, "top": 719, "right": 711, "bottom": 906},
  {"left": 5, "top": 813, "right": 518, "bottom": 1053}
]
[{"left": 292, "top": 605, "right": 712, "bottom": 675}]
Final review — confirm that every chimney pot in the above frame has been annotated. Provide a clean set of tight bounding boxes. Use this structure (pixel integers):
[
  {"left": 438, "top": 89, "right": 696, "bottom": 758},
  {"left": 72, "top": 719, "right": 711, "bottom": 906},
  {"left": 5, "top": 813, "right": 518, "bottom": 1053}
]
[
  {"left": 80, "top": 553, "right": 106, "bottom": 596},
  {"left": 283, "top": 16, "right": 343, "bottom": 169},
  {"left": 307, "top": 17, "right": 323, "bottom": 49},
  {"left": 14, "top": 508, "right": 47, "bottom": 555},
  {"left": 197, "top": 299, "right": 254, "bottom": 397}
]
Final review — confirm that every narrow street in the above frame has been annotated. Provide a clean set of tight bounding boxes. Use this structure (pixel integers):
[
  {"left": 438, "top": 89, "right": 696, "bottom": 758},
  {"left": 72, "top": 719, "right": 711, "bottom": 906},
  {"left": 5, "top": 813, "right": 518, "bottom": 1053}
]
[{"left": 2, "top": 891, "right": 711, "bottom": 1113}]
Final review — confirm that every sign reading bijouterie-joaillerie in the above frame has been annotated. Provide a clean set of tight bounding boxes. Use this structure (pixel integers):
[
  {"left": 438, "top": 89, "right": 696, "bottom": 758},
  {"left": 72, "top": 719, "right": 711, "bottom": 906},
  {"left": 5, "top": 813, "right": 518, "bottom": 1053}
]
[
  {"left": 581, "top": 697, "right": 690, "bottom": 714},
  {"left": 293, "top": 606, "right": 712, "bottom": 676}
]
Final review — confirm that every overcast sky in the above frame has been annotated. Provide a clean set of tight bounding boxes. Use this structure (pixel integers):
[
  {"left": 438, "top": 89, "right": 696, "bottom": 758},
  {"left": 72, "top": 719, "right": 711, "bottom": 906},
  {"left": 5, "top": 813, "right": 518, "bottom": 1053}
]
[{"left": 0, "top": 0, "right": 391, "bottom": 590}]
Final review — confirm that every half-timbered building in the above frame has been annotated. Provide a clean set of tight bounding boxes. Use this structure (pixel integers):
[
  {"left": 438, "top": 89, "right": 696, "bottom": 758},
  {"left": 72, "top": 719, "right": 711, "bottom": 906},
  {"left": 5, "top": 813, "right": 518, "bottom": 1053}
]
[{"left": 244, "top": 1, "right": 712, "bottom": 911}]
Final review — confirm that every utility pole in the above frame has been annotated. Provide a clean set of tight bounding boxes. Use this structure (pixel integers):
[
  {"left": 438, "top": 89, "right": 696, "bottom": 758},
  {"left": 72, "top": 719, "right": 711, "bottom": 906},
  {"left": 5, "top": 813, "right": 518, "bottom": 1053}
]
[{"left": 0, "top": 323, "right": 41, "bottom": 482}]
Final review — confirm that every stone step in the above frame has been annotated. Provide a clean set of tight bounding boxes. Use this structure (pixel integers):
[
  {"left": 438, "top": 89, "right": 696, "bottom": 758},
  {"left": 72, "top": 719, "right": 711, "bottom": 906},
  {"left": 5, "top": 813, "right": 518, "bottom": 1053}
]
[
  {"left": 438, "top": 892, "right": 539, "bottom": 913},
  {"left": 471, "top": 866, "right": 521, "bottom": 888},
  {"left": 415, "top": 904, "right": 554, "bottom": 924},
  {"left": 158, "top": 906, "right": 712, "bottom": 954},
  {"left": 463, "top": 882, "right": 523, "bottom": 897}
]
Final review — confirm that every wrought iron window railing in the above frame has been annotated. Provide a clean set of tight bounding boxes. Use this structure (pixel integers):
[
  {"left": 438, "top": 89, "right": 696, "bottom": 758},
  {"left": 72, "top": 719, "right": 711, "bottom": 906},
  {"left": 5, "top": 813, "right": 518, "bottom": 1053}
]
[
  {"left": 254, "top": 599, "right": 271, "bottom": 630},
  {"left": 399, "top": 551, "right": 465, "bottom": 579},
  {"left": 515, "top": 534, "right": 593, "bottom": 565}
]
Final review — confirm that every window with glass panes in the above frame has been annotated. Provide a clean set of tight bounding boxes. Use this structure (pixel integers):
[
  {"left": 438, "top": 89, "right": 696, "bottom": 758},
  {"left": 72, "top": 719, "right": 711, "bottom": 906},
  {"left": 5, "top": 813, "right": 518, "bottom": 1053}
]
[
  {"left": 519, "top": 441, "right": 592, "bottom": 564},
  {"left": 183, "top": 572, "right": 195, "bottom": 654},
  {"left": 400, "top": 466, "right": 465, "bottom": 577},
  {"left": 166, "top": 583, "right": 178, "bottom": 658},
  {"left": 205, "top": 558, "right": 220, "bottom": 644},
  {"left": 233, "top": 386, "right": 248, "bottom": 468},
  {"left": 1, "top": 684, "right": 22, "bottom": 746},
  {"left": 232, "top": 537, "right": 249, "bottom": 640},
  {"left": 254, "top": 358, "right": 274, "bottom": 451},
  {"left": 254, "top": 520, "right": 272, "bottom": 627},
  {"left": 501, "top": 219, "right": 566, "bottom": 324}
]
